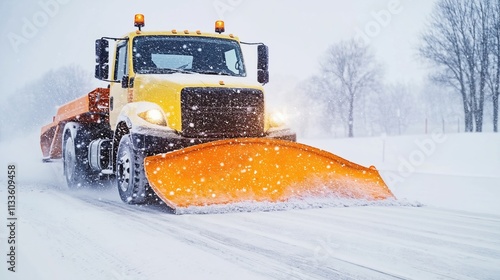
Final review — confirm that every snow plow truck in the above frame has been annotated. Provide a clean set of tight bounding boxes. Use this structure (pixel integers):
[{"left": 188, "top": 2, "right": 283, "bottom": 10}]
[{"left": 40, "top": 15, "right": 394, "bottom": 211}]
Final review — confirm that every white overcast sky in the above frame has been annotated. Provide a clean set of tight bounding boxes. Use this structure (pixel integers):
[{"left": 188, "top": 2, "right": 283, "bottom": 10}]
[{"left": 0, "top": 0, "right": 436, "bottom": 101}]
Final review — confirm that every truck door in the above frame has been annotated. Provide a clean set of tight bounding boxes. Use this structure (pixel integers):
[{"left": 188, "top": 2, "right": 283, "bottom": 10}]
[{"left": 109, "top": 41, "right": 130, "bottom": 129}]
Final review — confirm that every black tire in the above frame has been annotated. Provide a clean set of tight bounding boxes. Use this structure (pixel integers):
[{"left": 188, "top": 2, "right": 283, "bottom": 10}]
[
  {"left": 116, "top": 134, "right": 156, "bottom": 204},
  {"left": 63, "top": 130, "right": 98, "bottom": 188},
  {"left": 63, "top": 123, "right": 111, "bottom": 189}
]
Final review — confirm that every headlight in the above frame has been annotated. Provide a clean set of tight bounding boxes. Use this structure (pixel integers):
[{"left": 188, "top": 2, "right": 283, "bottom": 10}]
[
  {"left": 269, "top": 111, "right": 287, "bottom": 128},
  {"left": 138, "top": 109, "right": 167, "bottom": 126}
]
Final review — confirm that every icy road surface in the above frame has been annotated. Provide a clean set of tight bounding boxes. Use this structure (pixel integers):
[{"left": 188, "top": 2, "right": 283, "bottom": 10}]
[
  {"left": 1, "top": 132, "right": 499, "bottom": 279},
  {"left": 3, "top": 186, "right": 500, "bottom": 280}
]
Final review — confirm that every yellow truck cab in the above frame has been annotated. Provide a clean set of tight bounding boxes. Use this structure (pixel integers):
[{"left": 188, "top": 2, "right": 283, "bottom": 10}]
[{"left": 95, "top": 17, "right": 295, "bottom": 153}]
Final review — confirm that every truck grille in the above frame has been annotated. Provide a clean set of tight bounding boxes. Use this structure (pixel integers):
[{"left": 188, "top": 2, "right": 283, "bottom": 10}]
[{"left": 181, "top": 87, "right": 264, "bottom": 138}]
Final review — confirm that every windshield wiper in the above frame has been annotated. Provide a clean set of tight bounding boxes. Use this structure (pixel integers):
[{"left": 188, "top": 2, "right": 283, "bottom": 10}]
[
  {"left": 197, "top": 70, "right": 232, "bottom": 76},
  {"left": 157, "top": 68, "right": 196, "bottom": 74},
  {"left": 137, "top": 67, "right": 195, "bottom": 74}
]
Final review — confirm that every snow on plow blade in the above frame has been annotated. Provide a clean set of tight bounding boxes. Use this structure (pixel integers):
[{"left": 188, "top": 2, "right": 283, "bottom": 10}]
[{"left": 144, "top": 138, "right": 394, "bottom": 210}]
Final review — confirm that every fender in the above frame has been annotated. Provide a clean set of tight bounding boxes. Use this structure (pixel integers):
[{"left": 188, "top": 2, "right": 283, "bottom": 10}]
[
  {"left": 62, "top": 122, "right": 81, "bottom": 143},
  {"left": 116, "top": 102, "right": 175, "bottom": 134},
  {"left": 114, "top": 102, "right": 177, "bottom": 151}
]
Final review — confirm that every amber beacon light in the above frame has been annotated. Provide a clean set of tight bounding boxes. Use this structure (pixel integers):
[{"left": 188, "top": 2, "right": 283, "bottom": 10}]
[
  {"left": 215, "top": 20, "right": 225, "bottom": 34},
  {"left": 135, "top": 14, "right": 145, "bottom": 30}
]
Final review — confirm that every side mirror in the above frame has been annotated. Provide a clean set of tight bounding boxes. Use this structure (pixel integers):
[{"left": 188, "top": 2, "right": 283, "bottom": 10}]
[
  {"left": 95, "top": 39, "right": 109, "bottom": 80},
  {"left": 257, "top": 44, "right": 269, "bottom": 84}
]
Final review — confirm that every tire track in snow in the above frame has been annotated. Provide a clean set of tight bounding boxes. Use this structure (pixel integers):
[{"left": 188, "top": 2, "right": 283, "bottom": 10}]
[
  {"left": 274, "top": 207, "right": 500, "bottom": 279},
  {"left": 70, "top": 192, "right": 409, "bottom": 280},
  {"left": 73, "top": 198, "right": 350, "bottom": 279},
  {"left": 72, "top": 193, "right": 416, "bottom": 280},
  {"left": 14, "top": 189, "right": 147, "bottom": 280},
  {"left": 186, "top": 206, "right": 500, "bottom": 279}
]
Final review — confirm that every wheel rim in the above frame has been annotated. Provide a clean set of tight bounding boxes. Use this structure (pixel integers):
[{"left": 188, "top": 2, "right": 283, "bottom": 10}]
[
  {"left": 117, "top": 149, "right": 132, "bottom": 193},
  {"left": 64, "top": 137, "right": 76, "bottom": 182}
]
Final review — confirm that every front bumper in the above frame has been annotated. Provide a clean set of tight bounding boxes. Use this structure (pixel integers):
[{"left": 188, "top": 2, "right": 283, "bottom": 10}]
[{"left": 131, "top": 128, "right": 296, "bottom": 155}]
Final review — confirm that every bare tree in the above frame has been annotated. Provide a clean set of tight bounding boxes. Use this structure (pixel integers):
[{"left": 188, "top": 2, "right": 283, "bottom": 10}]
[
  {"left": 320, "top": 39, "right": 380, "bottom": 137},
  {"left": 489, "top": 0, "right": 500, "bottom": 132},
  {"left": 420, "top": 0, "right": 493, "bottom": 132},
  {"left": 473, "top": 0, "right": 491, "bottom": 132},
  {"left": 420, "top": 0, "right": 471, "bottom": 131}
]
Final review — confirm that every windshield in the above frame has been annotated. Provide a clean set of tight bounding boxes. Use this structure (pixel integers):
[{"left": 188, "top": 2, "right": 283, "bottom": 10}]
[{"left": 132, "top": 36, "right": 246, "bottom": 76}]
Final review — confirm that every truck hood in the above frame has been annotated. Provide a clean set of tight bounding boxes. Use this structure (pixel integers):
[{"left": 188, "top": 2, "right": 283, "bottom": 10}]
[{"left": 134, "top": 73, "right": 263, "bottom": 90}]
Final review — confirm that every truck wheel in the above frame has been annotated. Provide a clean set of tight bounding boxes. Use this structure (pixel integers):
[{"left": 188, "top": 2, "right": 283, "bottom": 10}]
[
  {"left": 63, "top": 132, "right": 93, "bottom": 188},
  {"left": 116, "top": 135, "right": 155, "bottom": 204}
]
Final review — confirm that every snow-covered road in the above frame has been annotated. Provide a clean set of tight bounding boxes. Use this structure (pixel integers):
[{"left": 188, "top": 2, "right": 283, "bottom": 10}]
[
  {"left": 3, "top": 185, "right": 499, "bottom": 280},
  {"left": 1, "top": 133, "right": 499, "bottom": 279}
]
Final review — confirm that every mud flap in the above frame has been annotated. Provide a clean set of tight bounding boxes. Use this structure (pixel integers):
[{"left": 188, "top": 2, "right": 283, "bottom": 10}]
[{"left": 144, "top": 138, "right": 394, "bottom": 210}]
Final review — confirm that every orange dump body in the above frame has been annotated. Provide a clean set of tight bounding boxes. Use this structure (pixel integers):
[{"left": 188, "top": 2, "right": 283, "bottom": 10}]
[
  {"left": 144, "top": 138, "right": 394, "bottom": 210},
  {"left": 40, "top": 88, "right": 109, "bottom": 160}
]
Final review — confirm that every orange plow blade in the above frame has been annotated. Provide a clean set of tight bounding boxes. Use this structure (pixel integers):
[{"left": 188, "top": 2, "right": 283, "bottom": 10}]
[{"left": 144, "top": 138, "right": 394, "bottom": 210}]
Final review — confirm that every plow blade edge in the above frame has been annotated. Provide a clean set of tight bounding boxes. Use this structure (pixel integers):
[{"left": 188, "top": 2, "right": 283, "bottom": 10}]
[{"left": 144, "top": 138, "right": 394, "bottom": 210}]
